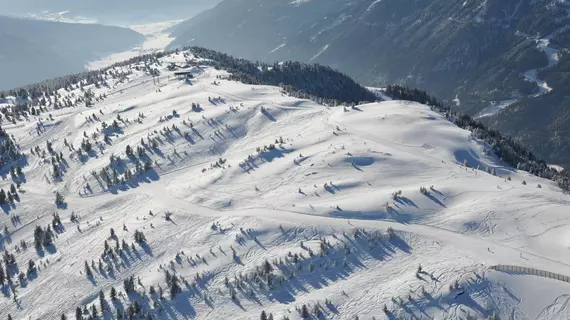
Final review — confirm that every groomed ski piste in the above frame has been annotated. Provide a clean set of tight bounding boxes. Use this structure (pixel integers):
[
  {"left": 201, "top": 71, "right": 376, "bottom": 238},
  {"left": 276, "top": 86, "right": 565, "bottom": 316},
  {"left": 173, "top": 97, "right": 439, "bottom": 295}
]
[{"left": 1, "top": 49, "right": 570, "bottom": 320}]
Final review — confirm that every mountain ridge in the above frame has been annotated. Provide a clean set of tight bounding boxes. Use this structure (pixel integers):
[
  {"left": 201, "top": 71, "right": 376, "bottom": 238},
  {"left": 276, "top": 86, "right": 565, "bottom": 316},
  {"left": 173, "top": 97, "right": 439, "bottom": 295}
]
[
  {"left": 1, "top": 46, "right": 568, "bottom": 191},
  {"left": 1, "top": 46, "right": 570, "bottom": 319},
  {"left": 168, "top": 0, "right": 570, "bottom": 166}
]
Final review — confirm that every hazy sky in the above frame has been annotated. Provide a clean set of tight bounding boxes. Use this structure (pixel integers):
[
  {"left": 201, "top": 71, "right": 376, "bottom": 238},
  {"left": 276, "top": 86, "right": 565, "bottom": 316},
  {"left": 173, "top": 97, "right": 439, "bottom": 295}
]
[{"left": 2, "top": 0, "right": 219, "bottom": 24}]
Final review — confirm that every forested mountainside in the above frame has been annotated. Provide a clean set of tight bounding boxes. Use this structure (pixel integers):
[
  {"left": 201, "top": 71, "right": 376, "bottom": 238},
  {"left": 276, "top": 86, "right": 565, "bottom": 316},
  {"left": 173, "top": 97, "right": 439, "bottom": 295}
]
[
  {"left": 169, "top": 0, "right": 570, "bottom": 166},
  {"left": 0, "top": 16, "right": 144, "bottom": 90}
]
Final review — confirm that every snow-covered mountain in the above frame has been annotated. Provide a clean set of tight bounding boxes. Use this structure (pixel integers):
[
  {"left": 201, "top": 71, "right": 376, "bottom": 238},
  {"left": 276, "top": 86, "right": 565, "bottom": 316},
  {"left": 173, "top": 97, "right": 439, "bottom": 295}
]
[
  {"left": 168, "top": 0, "right": 570, "bottom": 167},
  {"left": 0, "top": 47, "right": 569, "bottom": 319}
]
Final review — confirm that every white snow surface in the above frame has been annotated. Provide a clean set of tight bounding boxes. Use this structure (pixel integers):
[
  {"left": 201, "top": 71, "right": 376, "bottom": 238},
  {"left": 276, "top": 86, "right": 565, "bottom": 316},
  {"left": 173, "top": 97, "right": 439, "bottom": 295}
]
[
  {"left": 1, "top": 50, "right": 570, "bottom": 319},
  {"left": 474, "top": 99, "right": 519, "bottom": 119}
]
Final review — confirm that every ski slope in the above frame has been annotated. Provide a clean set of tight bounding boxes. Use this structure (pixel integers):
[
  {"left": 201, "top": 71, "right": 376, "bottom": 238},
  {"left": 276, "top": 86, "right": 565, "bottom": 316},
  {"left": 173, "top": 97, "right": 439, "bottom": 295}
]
[{"left": 1, "top": 50, "right": 570, "bottom": 319}]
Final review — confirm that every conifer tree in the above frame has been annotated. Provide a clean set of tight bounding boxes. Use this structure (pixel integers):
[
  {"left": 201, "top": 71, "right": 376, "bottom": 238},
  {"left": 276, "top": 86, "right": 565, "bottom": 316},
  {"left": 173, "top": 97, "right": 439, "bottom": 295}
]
[
  {"left": 133, "top": 300, "right": 141, "bottom": 314},
  {"left": 27, "top": 259, "right": 36, "bottom": 275},
  {"left": 263, "top": 260, "right": 273, "bottom": 274},
  {"left": 127, "top": 304, "right": 135, "bottom": 318},
  {"left": 170, "top": 274, "right": 181, "bottom": 299},
  {"left": 75, "top": 306, "right": 82, "bottom": 320},
  {"left": 84, "top": 261, "right": 92, "bottom": 277},
  {"left": 301, "top": 304, "right": 309, "bottom": 318},
  {"left": 55, "top": 192, "right": 65, "bottom": 205},
  {"left": 0, "top": 265, "right": 5, "bottom": 283},
  {"left": 43, "top": 228, "right": 53, "bottom": 247},
  {"left": 99, "top": 290, "right": 106, "bottom": 311},
  {"left": 134, "top": 230, "right": 147, "bottom": 244},
  {"left": 34, "top": 226, "right": 44, "bottom": 248}
]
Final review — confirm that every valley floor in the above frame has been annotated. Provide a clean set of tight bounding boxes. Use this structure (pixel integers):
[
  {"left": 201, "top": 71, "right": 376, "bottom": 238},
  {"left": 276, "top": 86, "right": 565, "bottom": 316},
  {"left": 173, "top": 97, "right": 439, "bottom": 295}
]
[{"left": 86, "top": 20, "right": 180, "bottom": 71}]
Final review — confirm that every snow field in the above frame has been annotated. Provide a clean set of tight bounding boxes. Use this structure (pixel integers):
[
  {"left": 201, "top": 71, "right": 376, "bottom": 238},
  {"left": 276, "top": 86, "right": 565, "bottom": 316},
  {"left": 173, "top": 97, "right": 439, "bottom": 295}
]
[{"left": 0, "top": 49, "right": 569, "bottom": 319}]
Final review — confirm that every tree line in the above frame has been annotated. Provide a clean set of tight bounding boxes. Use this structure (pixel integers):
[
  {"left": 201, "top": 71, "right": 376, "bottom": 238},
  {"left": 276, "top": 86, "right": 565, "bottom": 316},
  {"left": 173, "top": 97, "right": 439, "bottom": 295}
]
[{"left": 188, "top": 47, "right": 377, "bottom": 105}]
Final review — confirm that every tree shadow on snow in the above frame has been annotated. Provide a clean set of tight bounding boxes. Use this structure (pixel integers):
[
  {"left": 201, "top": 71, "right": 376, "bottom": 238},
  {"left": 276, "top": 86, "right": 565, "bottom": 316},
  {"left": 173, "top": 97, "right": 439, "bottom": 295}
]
[
  {"left": 107, "top": 169, "right": 160, "bottom": 195},
  {"left": 261, "top": 109, "right": 276, "bottom": 122},
  {"left": 140, "top": 243, "right": 154, "bottom": 257},
  {"left": 0, "top": 203, "right": 12, "bottom": 214},
  {"left": 423, "top": 193, "right": 446, "bottom": 207},
  {"left": 395, "top": 196, "right": 418, "bottom": 208},
  {"left": 259, "top": 147, "right": 290, "bottom": 163},
  {"left": 389, "top": 233, "right": 411, "bottom": 254}
]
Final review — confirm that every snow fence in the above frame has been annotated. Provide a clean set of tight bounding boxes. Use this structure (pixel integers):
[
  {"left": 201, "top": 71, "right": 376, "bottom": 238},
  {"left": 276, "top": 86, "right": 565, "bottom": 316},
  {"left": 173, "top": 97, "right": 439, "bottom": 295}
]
[{"left": 490, "top": 265, "right": 570, "bottom": 283}]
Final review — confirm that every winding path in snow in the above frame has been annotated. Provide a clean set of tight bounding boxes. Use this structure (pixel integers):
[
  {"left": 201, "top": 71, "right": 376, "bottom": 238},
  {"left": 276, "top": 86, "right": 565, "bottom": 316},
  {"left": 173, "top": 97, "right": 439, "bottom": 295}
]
[
  {"left": 475, "top": 31, "right": 563, "bottom": 119},
  {"left": 522, "top": 37, "right": 559, "bottom": 96}
]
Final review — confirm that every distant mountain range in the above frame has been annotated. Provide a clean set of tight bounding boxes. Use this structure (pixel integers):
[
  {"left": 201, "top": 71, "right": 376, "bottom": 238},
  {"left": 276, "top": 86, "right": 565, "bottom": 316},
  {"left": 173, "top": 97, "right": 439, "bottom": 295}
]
[
  {"left": 168, "top": 0, "right": 570, "bottom": 166},
  {"left": 3, "top": 0, "right": 219, "bottom": 24},
  {"left": 0, "top": 16, "right": 144, "bottom": 90}
]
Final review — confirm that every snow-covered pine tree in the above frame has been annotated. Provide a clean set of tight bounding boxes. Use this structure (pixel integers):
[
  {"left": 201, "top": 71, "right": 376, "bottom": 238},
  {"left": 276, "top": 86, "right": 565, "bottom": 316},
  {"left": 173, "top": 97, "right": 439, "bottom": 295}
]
[
  {"left": 0, "top": 265, "right": 5, "bottom": 283},
  {"left": 301, "top": 304, "right": 310, "bottom": 318},
  {"left": 99, "top": 290, "right": 106, "bottom": 311}
]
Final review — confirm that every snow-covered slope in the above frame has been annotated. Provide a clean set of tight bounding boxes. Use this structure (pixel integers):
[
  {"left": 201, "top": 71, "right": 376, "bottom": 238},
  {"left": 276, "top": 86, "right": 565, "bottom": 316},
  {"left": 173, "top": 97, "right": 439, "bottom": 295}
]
[{"left": 1, "top": 50, "right": 570, "bottom": 320}]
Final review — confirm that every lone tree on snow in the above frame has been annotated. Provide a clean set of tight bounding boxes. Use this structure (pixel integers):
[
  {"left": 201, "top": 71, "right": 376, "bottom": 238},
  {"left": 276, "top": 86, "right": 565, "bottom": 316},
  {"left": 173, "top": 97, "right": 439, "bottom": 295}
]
[{"left": 55, "top": 191, "right": 65, "bottom": 206}]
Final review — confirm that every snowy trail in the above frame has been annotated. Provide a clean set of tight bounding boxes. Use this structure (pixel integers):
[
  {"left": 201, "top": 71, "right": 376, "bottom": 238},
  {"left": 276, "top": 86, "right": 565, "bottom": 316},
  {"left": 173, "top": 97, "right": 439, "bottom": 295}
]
[
  {"left": 74, "top": 180, "right": 570, "bottom": 277},
  {"left": 476, "top": 29, "right": 564, "bottom": 119},
  {"left": 518, "top": 34, "right": 559, "bottom": 97}
]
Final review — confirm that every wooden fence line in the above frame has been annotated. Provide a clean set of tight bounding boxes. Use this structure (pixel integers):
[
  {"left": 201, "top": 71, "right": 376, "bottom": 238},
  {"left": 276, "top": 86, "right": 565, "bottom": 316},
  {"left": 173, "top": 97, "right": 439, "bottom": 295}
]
[{"left": 490, "top": 265, "right": 570, "bottom": 283}]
